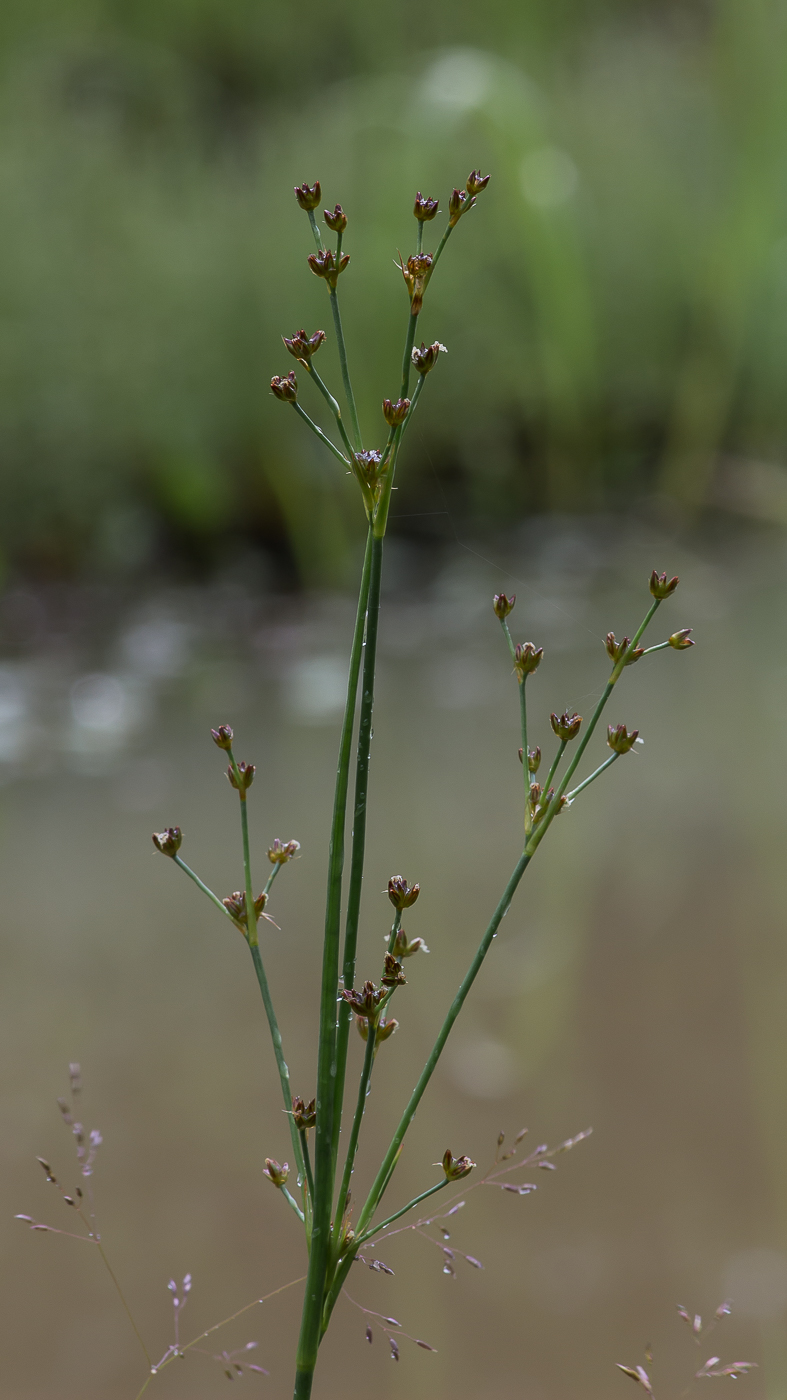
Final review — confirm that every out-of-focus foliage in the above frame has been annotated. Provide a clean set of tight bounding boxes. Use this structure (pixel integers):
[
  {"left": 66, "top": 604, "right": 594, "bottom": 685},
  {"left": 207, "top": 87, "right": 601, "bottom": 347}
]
[{"left": 1, "top": 0, "right": 787, "bottom": 581}]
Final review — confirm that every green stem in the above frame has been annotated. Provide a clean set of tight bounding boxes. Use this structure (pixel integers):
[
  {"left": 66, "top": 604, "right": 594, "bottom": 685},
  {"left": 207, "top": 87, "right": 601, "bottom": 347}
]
[
  {"left": 332, "top": 1020, "right": 377, "bottom": 1246},
  {"left": 641, "top": 640, "right": 671, "bottom": 655},
  {"left": 330, "top": 533, "right": 385, "bottom": 1182},
  {"left": 397, "top": 371, "right": 426, "bottom": 445},
  {"left": 307, "top": 210, "right": 323, "bottom": 252},
  {"left": 416, "top": 221, "right": 424, "bottom": 255},
  {"left": 300, "top": 1130, "right": 315, "bottom": 1205},
  {"left": 328, "top": 288, "right": 362, "bottom": 451},
  {"left": 249, "top": 943, "right": 304, "bottom": 1181},
  {"left": 566, "top": 751, "right": 619, "bottom": 800},
  {"left": 400, "top": 311, "right": 419, "bottom": 400},
  {"left": 306, "top": 365, "right": 354, "bottom": 458},
  {"left": 429, "top": 220, "right": 454, "bottom": 276},
  {"left": 525, "top": 600, "right": 661, "bottom": 857},
  {"left": 294, "top": 532, "right": 374, "bottom": 1393},
  {"left": 264, "top": 862, "right": 283, "bottom": 898},
  {"left": 543, "top": 739, "right": 566, "bottom": 796},
  {"left": 281, "top": 1186, "right": 306, "bottom": 1224},
  {"left": 519, "top": 680, "right": 530, "bottom": 833},
  {"left": 171, "top": 854, "right": 239, "bottom": 929},
  {"left": 357, "top": 1177, "right": 448, "bottom": 1244},
  {"left": 387, "top": 909, "right": 403, "bottom": 955},
  {"left": 356, "top": 847, "right": 532, "bottom": 1238},
  {"left": 291, "top": 403, "right": 350, "bottom": 467}
]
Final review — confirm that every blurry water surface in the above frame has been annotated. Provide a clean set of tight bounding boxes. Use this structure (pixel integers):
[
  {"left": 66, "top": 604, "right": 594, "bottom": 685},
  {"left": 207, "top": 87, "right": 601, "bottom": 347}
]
[{"left": 3, "top": 516, "right": 787, "bottom": 1399}]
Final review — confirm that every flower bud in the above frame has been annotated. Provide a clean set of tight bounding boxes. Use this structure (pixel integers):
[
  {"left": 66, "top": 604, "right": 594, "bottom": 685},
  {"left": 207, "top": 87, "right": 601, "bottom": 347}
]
[
  {"left": 356, "top": 1013, "right": 398, "bottom": 1044},
  {"left": 414, "top": 192, "right": 439, "bottom": 221},
  {"left": 442, "top": 1148, "right": 475, "bottom": 1181},
  {"left": 649, "top": 570, "right": 679, "bottom": 600},
  {"left": 607, "top": 723, "right": 640, "bottom": 754},
  {"left": 493, "top": 592, "right": 515, "bottom": 619},
  {"left": 292, "top": 1096, "right": 316, "bottom": 1130},
  {"left": 342, "top": 980, "right": 385, "bottom": 1018},
  {"left": 466, "top": 169, "right": 491, "bottom": 195},
  {"left": 668, "top": 629, "right": 694, "bottom": 650},
  {"left": 352, "top": 449, "right": 385, "bottom": 493},
  {"left": 448, "top": 187, "right": 474, "bottom": 226},
  {"left": 605, "top": 632, "right": 644, "bottom": 666},
  {"left": 223, "top": 890, "right": 246, "bottom": 922},
  {"left": 527, "top": 745, "right": 541, "bottom": 773},
  {"left": 392, "top": 928, "right": 429, "bottom": 958},
  {"left": 152, "top": 827, "right": 182, "bottom": 857},
  {"left": 268, "top": 838, "right": 301, "bottom": 864},
  {"left": 550, "top": 711, "right": 582, "bottom": 741},
  {"left": 411, "top": 341, "right": 447, "bottom": 374},
  {"left": 263, "top": 1157, "right": 289, "bottom": 1187},
  {"left": 381, "top": 953, "right": 406, "bottom": 987},
  {"left": 228, "top": 760, "right": 255, "bottom": 791},
  {"left": 210, "top": 725, "right": 233, "bottom": 750},
  {"left": 283, "top": 329, "right": 326, "bottom": 364},
  {"left": 308, "top": 248, "right": 350, "bottom": 288},
  {"left": 382, "top": 397, "right": 410, "bottom": 427},
  {"left": 271, "top": 372, "right": 298, "bottom": 403},
  {"left": 398, "top": 253, "right": 433, "bottom": 313},
  {"left": 514, "top": 642, "right": 543, "bottom": 680},
  {"left": 388, "top": 876, "right": 420, "bottom": 909},
  {"left": 324, "top": 203, "right": 347, "bottom": 232},
  {"left": 294, "top": 181, "right": 321, "bottom": 211}
]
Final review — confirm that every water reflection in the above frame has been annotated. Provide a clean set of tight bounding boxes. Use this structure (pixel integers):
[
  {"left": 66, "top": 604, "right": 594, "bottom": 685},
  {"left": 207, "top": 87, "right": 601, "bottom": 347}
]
[{"left": 2, "top": 517, "right": 786, "bottom": 1399}]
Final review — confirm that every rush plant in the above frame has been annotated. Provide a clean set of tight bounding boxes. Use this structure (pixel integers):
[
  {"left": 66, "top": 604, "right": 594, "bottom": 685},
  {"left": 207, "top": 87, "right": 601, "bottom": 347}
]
[{"left": 19, "top": 174, "right": 695, "bottom": 1399}]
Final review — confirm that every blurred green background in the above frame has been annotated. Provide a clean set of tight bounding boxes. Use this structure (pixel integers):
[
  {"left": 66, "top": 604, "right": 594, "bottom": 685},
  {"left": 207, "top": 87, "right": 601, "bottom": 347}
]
[
  {"left": 5, "top": 3, "right": 787, "bottom": 1400},
  {"left": 3, "top": 0, "right": 787, "bottom": 583}
]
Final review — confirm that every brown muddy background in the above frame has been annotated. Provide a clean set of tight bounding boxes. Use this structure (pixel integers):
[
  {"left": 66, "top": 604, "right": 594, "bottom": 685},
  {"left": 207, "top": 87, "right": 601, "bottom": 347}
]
[{"left": 3, "top": 516, "right": 787, "bottom": 1399}]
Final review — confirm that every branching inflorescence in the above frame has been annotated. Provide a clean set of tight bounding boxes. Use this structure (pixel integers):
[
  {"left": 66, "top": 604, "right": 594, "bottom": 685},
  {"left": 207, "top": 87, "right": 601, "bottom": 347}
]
[{"left": 20, "top": 175, "right": 701, "bottom": 1400}]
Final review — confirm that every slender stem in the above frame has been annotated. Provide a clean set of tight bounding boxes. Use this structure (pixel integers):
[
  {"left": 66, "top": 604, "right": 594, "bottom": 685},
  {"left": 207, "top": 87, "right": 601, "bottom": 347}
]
[
  {"left": 305, "top": 365, "right": 354, "bottom": 458},
  {"left": 264, "top": 862, "right": 283, "bottom": 898},
  {"left": 356, "top": 848, "right": 532, "bottom": 1238},
  {"left": 307, "top": 210, "right": 323, "bottom": 252},
  {"left": 281, "top": 1186, "right": 306, "bottom": 1224},
  {"left": 357, "top": 1177, "right": 448, "bottom": 1244},
  {"left": 543, "top": 739, "right": 566, "bottom": 796},
  {"left": 429, "top": 220, "right": 454, "bottom": 274},
  {"left": 294, "top": 532, "right": 374, "bottom": 1393},
  {"left": 499, "top": 618, "right": 517, "bottom": 661},
  {"left": 291, "top": 403, "right": 350, "bottom": 467},
  {"left": 397, "top": 371, "right": 426, "bottom": 444},
  {"left": 566, "top": 751, "right": 619, "bottom": 800},
  {"left": 333, "top": 1021, "right": 377, "bottom": 1244},
  {"left": 96, "top": 1241, "right": 151, "bottom": 1366},
  {"left": 249, "top": 944, "right": 304, "bottom": 1180},
  {"left": 400, "top": 311, "right": 419, "bottom": 400},
  {"left": 416, "top": 221, "right": 423, "bottom": 255},
  {"left": 300, "top": 1130, "right": 315, "bottom": 1205},
  {"left": 525, "top": 600, "right": 661, "bottom": 857},
  {"left": 331, "top": 534, "right": 385, "bottom": 1180},
  {"left": 172, "top": 855, "right": 239, "bottom": 928},
  {"left": 387, "top": 909, "right": 402, "bottom": 955},
  {"left": 519, "top": 681, "right": 530, "bottom": 833},
  {"left": 328, "top": 288, "right": 362, "bottom": 451},
  {"left": 641, "top": 640, "right": 671, "bottom": 655}
]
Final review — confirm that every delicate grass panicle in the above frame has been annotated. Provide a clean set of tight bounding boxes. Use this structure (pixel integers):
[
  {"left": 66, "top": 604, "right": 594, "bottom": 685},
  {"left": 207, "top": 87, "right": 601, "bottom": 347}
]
[{"left": 20, "top": 175, "right": 703, "bottom": 1399}]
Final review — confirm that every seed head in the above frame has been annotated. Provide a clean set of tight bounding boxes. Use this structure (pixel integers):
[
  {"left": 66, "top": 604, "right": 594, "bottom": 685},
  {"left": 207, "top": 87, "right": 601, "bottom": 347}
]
[
  {"left": 210, "top": 724, "right": 234, "bottom": 750},
  {"left": 398, "top": 252, "right": 433, "bottom": 313},
  {"left": 291, "top": 1096, "right": 316, "bottom": 1130},
  {"left": 514, "top": 642, "right": 543, "bottom": 680},
  {"left": 607, "top": 723, "right": 640, "bottom": 754},
  {"left": 228, "top": 760, "right": 255, "bottom": 791},
  {"left": 271, "top": 372, "right": 298, "bottom": 403},
  {"left": 283, "top": 329, "right": 326, "bottom": 364},
  {"left": 411, "top": 340, "right": 447, "bottom": 374},
  {"left": 605, "top": 632, "right": 644, "bottom": 666},
  {"left": 388, "top": 876, "right": 420, "bottom": 909},
  {"left": 308, "top": 248, "right": 350, "bottom": 288},
  {"left": 414, "top": 192, "right": 439, "bottom": 221},
  {"left": 324, "top": 203, "right": 347, "bottom": 233},
  {"left": 649, "top": 570, "right": 679, "bottom": 599},
  {"left": 668, "top": 629, "right": 694, "bottom": 650},
  {"left": 381, "top": 953, "right": 407, "bottom": 987},
  {"left": 342, "top": 980, "right": 385, "bottom": 1018},
  {"left": 550, "top": 711, "right": 582, "bottom": 742},
  {"left": 294, "top": 181, "right": 321, "bottom": 211},
  {"left": 153, "top": 827, "right": 182, "bottom": 857},
  {"left": 527, "top": 745, "right": 541, "bottom": 773},
  {"left": 466, "top": 169, "right": 491, "bottom": 195},
  {"left": 268, "top": 838, "right": 301, "bottom": 864},
  {"left": 493, "top": 592, "right": 515, "bottom": 619},
  {"left": 263, "top": 1158, "right": 289, "bottom": 1187},
  {"left": 382, "top": 397, "right": 410, "bottom": 427},
  {"left": 442, "top": 1148, "right": 476, "bottom": 1181}
]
